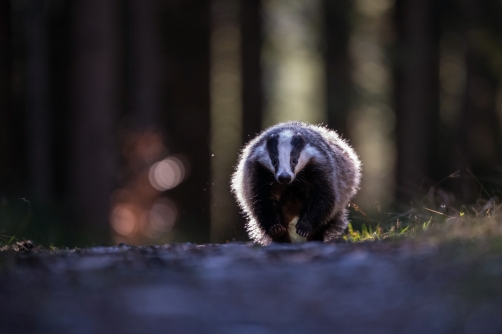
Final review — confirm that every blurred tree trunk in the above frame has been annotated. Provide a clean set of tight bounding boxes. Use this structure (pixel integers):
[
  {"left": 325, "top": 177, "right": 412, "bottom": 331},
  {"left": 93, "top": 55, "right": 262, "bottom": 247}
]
[
  {"left": 323, "top": 0, "right": 352, "bottom": 138},
  {"left": 160, "top": 0, "right": 211, "bottom": 243},
  {"left": 456, "top": 49, "right": 500, "bottom": 183},
  {"left": 453, "top": 0, "right": 502, "bottom": 201},
  {"left": 394, "top": 0, "right": 440, "bottom": 205},
  {"left": 0, "top": 0, "right": 15, "bottom": 195},
  {"left": 26, "top": 0, "right": 52, "bottom": 200},
  {"left": 210, "top": 0, "right": 245, "bottom": 243},
  {"left": 71, "top": 0, "right": 121, "bottom": 243},
  {"left": 47, "top": 0, "right": 72, "bottom": 198},
  {"left": 240, "top": 0, "right": 263, "bottom": 141},
  {"left": 129, "top": 0, "right": 161, "bottom": 128},
  {"left": 230, "top": 0, "right": 263, "bottom": 241},
  {"left": 0, "top": 1, "right": 27, "bottom": 197}
]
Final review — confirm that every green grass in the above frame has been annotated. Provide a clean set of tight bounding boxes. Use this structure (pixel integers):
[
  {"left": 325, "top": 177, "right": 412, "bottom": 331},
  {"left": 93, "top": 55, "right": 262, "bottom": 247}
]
[
  {"left": 343, "top": 168, "right": 502, "bottom": 244},
  {"left": 0, "top": 235, "right": 19, "bottom": 252},
  {"left": 345, "top": 199, "right": 502, "bottom": 245},
  {"left": 0, "top": 235, "right": 16, "bottom": 247},
  {"left": 343, "top": 221, "right": 421, "bottom": 242}
]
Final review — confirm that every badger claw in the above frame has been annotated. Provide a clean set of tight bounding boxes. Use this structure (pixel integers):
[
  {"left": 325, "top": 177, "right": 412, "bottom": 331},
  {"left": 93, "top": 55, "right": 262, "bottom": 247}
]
[
  {"left": 268, "top": 224, "right": 287, "bottom": 238},
  {"left": 296, "top": 222, "right": 312, "bottom": 238}
]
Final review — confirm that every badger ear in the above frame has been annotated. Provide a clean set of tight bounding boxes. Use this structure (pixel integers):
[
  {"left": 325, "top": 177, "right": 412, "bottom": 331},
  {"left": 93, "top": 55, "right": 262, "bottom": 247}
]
[
  {"left": 292, "top": 132, "right": 305, "bottom": 147},
  {"left": 267, "top": 133, "right": 278, "bottom": 143},
  {"left": 294, "top": 132, "right": 303, "bottom": 139},
  {"left": 266, "top": 133, "right": 279, "bottom": 150}
]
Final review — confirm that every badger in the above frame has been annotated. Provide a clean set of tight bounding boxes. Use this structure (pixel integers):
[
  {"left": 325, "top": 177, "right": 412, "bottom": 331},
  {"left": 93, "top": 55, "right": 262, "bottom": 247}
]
[{"left": 231, "top": 122, "right": 361, "bottom": 245}]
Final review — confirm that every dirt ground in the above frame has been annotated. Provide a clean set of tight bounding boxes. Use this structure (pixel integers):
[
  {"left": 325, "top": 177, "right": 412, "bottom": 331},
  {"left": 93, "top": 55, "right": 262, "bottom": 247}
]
[{"left": 1, "top": 240, "right": 502, "bottom": 334}]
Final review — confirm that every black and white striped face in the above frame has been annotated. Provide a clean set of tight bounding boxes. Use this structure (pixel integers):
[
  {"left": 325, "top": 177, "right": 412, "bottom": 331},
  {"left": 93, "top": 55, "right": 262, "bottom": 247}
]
[{"left": 255, "top": 130, "right": 317, "bottom": 184}]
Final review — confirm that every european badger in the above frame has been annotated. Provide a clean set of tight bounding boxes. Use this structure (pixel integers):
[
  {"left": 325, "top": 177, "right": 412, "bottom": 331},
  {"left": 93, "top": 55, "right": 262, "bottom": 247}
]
[{"left": 231, "top": 122, "right": 361, "bottom": 245}]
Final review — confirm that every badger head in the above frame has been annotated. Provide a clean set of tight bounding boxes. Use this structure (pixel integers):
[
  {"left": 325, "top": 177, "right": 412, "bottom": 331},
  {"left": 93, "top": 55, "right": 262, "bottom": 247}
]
[{"left": 256, "top": 130, "right": 317, "bottom": 184}]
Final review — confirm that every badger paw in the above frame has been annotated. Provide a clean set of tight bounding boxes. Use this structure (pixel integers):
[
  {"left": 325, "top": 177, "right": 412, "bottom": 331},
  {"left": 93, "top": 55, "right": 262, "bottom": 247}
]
[
  {"left": 268, "top": 224, "right": 287, "bottom": 238},
  {"left": 296, "top": 222, "right": 312, "bottom": 238}
]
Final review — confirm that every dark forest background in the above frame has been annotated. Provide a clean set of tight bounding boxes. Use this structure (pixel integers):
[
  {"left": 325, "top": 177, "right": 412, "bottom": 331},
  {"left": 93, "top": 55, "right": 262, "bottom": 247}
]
[{"left": 1, "top": 0, "right": 502, "bottom": 247}]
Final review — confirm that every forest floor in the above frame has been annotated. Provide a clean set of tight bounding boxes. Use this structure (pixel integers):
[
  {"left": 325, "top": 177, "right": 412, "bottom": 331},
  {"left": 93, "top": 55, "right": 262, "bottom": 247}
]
[{"left": 2, "top": 227, "right": 502, "bottom": 334}]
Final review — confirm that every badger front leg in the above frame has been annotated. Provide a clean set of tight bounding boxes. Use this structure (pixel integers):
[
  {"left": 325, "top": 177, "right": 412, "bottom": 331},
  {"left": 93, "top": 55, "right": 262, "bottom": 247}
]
[
  {"left": 322, "top": 209, "right": 349, "bottom": 241},
  {"left": 252, "top": 195, "right": 290, "bottom": 242},
  {"left": 296, "top": 169, "right": 336, "bottom": 239},
  {"left": 247, "top": 163, "right": 290, "bottom": 242}
]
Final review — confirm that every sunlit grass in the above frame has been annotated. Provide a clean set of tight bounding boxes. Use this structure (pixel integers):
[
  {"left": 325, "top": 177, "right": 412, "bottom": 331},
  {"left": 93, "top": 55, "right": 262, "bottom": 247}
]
[
  {"left": 344, "top": 167, "right": 502, "bottom": 244},
  {"left": 0, "top": 235, "right": 23, "bottom": 252},
  {"left": 345, "top": 198, "right": 502, "bottom": 245},
  {"left": 0, "top": 235, "right": 16, "bottom": 247},
  {"left": 343, "top": 220, "right": 427, "bottom": 242}
]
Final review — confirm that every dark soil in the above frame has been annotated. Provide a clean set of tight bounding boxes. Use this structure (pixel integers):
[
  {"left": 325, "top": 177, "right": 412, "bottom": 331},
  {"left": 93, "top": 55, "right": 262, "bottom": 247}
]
[{"left": 1, "top": 240, "right": 502, "bottom": 334}]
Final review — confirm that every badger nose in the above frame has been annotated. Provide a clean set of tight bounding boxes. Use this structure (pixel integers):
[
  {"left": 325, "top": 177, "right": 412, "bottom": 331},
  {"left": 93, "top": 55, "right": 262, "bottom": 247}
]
[{"left": 277, "top": 173, "right": 292, "bottom": 184}]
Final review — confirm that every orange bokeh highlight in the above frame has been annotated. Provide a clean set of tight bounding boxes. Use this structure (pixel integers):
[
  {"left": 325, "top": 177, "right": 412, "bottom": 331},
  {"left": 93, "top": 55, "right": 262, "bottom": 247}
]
[
  {"left": 110, "top": 129, "right": 188, "bottom": 245},
  {"left": 111, "top": 205, "right": 137, "bottom": 236}
]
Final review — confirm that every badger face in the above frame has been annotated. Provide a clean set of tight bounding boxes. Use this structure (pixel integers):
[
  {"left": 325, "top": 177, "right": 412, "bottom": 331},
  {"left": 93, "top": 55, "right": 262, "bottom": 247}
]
[{"left": 261, "top": 130, "right": 307, "bottom": 184}]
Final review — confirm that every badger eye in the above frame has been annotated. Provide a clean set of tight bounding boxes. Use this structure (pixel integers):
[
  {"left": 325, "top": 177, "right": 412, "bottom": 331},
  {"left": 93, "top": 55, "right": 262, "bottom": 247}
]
[{"left": 292, "top": 158, "right": 298, "bottom": 165}]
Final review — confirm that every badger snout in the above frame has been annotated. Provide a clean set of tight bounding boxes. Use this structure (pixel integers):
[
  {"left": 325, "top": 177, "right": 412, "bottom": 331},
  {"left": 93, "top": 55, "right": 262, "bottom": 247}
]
[{"left": 277, "top": 172, "right": 293, "bottom": 184}]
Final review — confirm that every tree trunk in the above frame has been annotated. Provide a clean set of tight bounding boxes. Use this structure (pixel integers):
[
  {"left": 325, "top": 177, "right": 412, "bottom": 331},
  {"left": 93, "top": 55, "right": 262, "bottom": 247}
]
[
  {"left": 240, "top": 0, "right": 263, "bottom": 142},
  {"left": 71, "top": 0, "right": 120, "bottom": 244},
  {"left": 160, "top": 0, "right": 212, "bottom": 243},
  {"left": 129, "top": 0, "right": 161, "bottom": 128},
  {"left": 456, "top": 49, "right": 500, "bottom": 179},
  {"left": 453, "top": 0, "right": 502, "bottom": 201},
  {"left": 26, "top": 0, "right": 52, "bottom": 200},
  {"left": 47, "top": 0, "right": 72, "bottom": 198},
  {"left": 0, "top": 1, "right": 28, "bottom": 197},
  {"left": 323, "top": 0, "right": 352, "bottom": 138},
  {"left": 394, "top": 0, "right": 440, "bottom": 205},
  {"left": 0, "top": 0, "right": 16, "bottom": 195}
]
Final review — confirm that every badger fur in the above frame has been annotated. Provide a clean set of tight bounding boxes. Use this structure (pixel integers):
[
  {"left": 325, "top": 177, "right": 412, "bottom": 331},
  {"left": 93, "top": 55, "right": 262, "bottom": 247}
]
[{"left": 231, "top": 122, "right": 361, "bottom": 245}]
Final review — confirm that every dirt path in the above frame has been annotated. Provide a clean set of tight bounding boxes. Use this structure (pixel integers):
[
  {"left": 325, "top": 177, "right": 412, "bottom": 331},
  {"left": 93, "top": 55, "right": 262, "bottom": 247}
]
[{"left": 1, "top": 241, "right": 502, "bottom": 334}]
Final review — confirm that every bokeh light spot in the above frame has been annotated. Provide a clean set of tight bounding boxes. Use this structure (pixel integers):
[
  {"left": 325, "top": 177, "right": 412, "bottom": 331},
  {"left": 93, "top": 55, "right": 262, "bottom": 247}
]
[
  {"left": 111, "top": 205, "right": 137, "bottom": 236},
  {"left": 149, "top": 157, "right": 185, "bottom": 191},
  {"left": 142, "top": 199, "right": 178, "bottom": 238}
]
